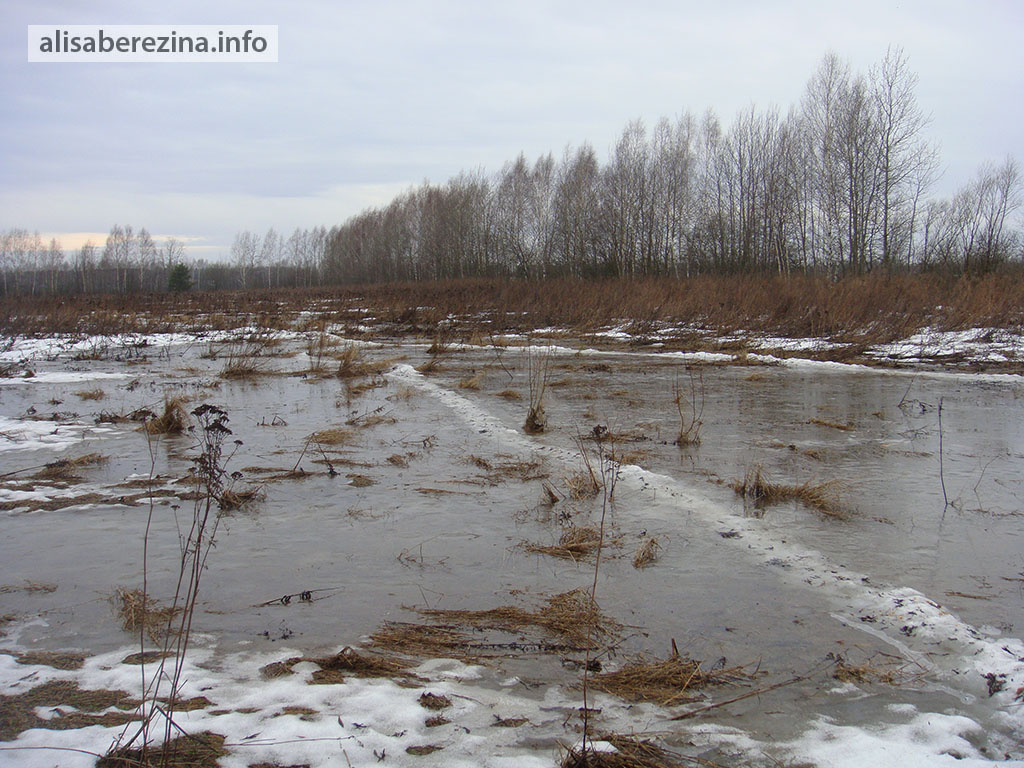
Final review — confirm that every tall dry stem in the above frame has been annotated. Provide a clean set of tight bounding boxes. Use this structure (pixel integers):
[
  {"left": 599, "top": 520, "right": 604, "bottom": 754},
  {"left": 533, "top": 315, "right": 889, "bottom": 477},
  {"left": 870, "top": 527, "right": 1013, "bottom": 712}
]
[
  {"left": 673, "top": 366, "right": 705, "bottom": 446},
  {"left": 524, "top": 345, "right": 552, "bottom": 434}
]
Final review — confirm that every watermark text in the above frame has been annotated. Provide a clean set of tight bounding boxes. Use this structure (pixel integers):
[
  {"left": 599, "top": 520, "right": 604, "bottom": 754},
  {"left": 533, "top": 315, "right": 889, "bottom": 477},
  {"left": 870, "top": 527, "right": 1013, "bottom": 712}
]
[{"left": 28, "top": 25, "right": 278, "bottom": 63}]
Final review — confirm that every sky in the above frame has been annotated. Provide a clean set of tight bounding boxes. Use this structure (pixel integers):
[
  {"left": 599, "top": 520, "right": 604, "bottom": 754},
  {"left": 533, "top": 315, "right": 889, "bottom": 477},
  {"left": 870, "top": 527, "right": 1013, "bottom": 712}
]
[{"left": 2, "top": 0, "right": 1023, "bottom": 261}]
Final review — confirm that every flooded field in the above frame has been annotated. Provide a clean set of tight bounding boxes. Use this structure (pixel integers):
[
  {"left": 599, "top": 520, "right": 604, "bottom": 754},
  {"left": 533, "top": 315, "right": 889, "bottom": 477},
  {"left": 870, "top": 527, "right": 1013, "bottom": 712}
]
[{"left": 1, "top": 328, "right": 1023, "bottom": 767}]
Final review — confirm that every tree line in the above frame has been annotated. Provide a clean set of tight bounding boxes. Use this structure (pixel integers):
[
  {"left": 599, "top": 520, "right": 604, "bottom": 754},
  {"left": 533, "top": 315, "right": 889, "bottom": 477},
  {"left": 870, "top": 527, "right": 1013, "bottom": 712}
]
[
  {"left": 0, "top": 225, "right": 329, "bottom": 297},
  {"left": 322, "top": 50, "right": 1021, "bottom": 282},
  {"left": 2, "top": 50, "right": 1020, "bottom": 298}
]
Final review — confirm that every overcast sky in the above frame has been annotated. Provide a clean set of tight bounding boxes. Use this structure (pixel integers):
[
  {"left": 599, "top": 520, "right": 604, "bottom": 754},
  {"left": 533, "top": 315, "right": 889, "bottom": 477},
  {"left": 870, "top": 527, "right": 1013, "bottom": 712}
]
[{"left": 3, "top": 0, "right": 1023, "bottom": 261}]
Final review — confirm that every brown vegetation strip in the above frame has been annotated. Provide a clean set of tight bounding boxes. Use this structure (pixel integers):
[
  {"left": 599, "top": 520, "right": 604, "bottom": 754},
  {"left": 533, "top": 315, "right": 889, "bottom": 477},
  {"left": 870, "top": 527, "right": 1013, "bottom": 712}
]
[
  {"left": 5, "top": 274, "right": 1023, "bottom": 353},
  {"left": 14, "top": 650, "right": 86, "bottom": 670},
  {"left": 0, "top": 680, "right": 139, "bottom": 741},
  {"left": 30, "top": 452, "right": 108, "bottom": 482},
  {"left": 258, "top": 646, "right": 414, "bottom": 685},
  {"left": 0, "top": 488, "right": 180, "bottom": 513},
  {"left": 417, "top": 589, "right": 621, "bottom": 649}
]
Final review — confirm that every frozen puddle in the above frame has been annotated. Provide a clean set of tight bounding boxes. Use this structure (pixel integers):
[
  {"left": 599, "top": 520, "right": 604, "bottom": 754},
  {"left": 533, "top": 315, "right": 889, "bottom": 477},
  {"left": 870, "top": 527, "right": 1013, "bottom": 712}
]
[{"left": 1, "top": 333, "right": 1023, "bottom": 766}]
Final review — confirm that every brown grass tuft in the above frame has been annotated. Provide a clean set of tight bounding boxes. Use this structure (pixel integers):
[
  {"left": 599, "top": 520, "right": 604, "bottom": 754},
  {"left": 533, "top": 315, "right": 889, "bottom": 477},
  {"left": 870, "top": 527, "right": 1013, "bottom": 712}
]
[
  {"left": 418, "top": 692, "right": 452, "bottom": 710},
  {"left": 220, "top": 339, "right": 271, "bottom": 379},
  {"left": 562, "top": 733, "right": 686, "bottom": 768},
  {"left": 218, "top": 486, "right": 265, "bottom": 510},
  {"left": 74, "top": 388, "right": 106, "bottom": 400},
  {"left": 592, "top": 653, "right": 753, "bottom": 706},
  {"left": 98, "top": 731, "right": 226, "bottom": 768},
  {"left": 525, "top": 525, "right": 607, "bottom": 562},
  {"left": 336, "top": 343, "right": 391, "bottom": 378},
  {"left": 143, "top": 396, "right": 189, "bottom": 434},
  {"left": 564, "top": 469, "right": 602, "bottom": 500},
  {"left": 632, "top": 538, "right": 661, "bottom": 569},
  {"left": 307, "top": 646, "right": 412, "bottom": 684},
  {"left": 730, "top": 465, "right": 844, "bottom": 517},
  {"left": 310, "top": 427, "right": 353, "bottom": 445},
  {"left": 112, "top": 587, "right": 181, "bottom": 643}
]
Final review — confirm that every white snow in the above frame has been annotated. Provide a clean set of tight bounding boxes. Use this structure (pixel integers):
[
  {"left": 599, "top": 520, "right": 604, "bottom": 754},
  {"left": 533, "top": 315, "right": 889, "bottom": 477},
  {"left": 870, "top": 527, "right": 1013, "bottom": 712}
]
[{"left": 0, "top": 416, "right": 116, "bottom": 454}]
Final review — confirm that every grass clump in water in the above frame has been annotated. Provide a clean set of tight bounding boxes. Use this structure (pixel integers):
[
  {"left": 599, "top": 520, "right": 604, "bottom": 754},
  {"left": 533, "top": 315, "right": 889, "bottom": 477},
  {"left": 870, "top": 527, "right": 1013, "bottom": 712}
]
[
  {"left": 631, "top": 538, "right": 661, "bottom": 569},
  {"left": 730, "top": 465, "right": 844, "bottom": 517},
  {"left": 31, "top": 452, "right": 107, "bottom": 482},
  {"left": 142, "top": 397, "right": 189, "bottom": 435},
  {"left": 112, "top": 587, "right": 181, "bottom": 643},
  {"left": 525, "top": 525, "right": 608, "bottom": 562},
  {"left": 591, "top": 653, "right": 753, "bottom": 706}
]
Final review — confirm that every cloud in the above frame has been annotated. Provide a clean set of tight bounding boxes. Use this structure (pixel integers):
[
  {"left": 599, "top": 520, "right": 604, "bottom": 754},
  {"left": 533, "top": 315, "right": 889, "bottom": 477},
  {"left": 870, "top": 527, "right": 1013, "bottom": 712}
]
[{"left": 2, "top": 0, "right": 1022, "bottom": 251}]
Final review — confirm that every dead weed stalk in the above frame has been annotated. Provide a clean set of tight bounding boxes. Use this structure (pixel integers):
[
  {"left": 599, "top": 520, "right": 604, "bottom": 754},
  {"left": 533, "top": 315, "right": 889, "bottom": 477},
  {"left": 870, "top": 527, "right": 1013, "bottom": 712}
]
[
  {"left": 524, "top": 345, "right": 553, "bottom": 434},
  {"left": 111, "top": 403, "right": 236, "bottom": 765},
  {"left": 673, "top": 367, "right": 705, "bottom": 446}
]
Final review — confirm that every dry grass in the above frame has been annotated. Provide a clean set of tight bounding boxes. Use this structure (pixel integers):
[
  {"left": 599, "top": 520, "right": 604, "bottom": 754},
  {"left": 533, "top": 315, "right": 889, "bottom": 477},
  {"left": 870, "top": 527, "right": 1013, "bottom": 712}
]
[
  {"left": 466, "top": 454, "right": 547, "bottom": 483},
  {"left": 830, "top": 653, "right": 909, "bottom": 685},
  {"left": 632, "top": 538, "right": 661, "bottom": 569},
  {"left": 218, "top": 486, "right": 265, "bottom": 510},
  {"left": 591, "top": 653, "right": 753, "bottom": 706},
  {"left": 419, "top": 589, "right": 621, "bottom": 649},
  {"left": 458, "top": 374, "right": 482, "bottom": 389},
  {"left": 565, "top": 469, "right": 602, "bottom": 500},
  {"left": 525, "top": 525, "right": 607, "bottom": 561},
  {"left": 143, "top": 397, "right": 190, "bottom": 435},
  {"left": 6, "top": 273, "right": 1024, "bottom": 353},
  {"left": 75, "top": 387, "right": 106, "bottom": 400},
  {"left": 418, "top": 692, "right": 452, "bottom": 710},
  {"left": 98, "top": 732, "right": 226, "bottom": 768},
  {"left": 730, "top": 465, "right": 844, "bottom": 517},
  {"left": 496, "top": 388, "right": 522, "bottom": 400},
  {"left": 368, "top": 622, "right": 473, "bottom": 658},
  {"left": 310, "top": 427, "right": 353, "bottom": 445},
  {"left": 306, "top": 646, "right": 413, "bottom": 684},
  {"left": 15, "top": 650, "right": 86, "bottom": 670},
  {"left": 0, "top": 680, "right": 139, "bottom": 741},
  {"left": 808, "top": 417, "right": 855, "bottom": 431},
  {"left": 336, "top": 343, "right": 391, "bottom": 378},
  {"left": 369, "top": 590, "right": 620, "bottom": 660},
  {"left": 524, "top": 346, "right": 552, "bottom": 434},
  {"left": 0, "top": 581, "right": 58, "bottom": 594},
  {"left": 30, "top": 452, "right": 107, "bottom": 482},
  {"left": 112, "top": 587, "right": 181, "bottom": 643},
  {"left": 562, "top": 734, "right": 687, "bottom": 768},
  {"left": 220, "top": 339, "right": 272, "bottom": 379}
]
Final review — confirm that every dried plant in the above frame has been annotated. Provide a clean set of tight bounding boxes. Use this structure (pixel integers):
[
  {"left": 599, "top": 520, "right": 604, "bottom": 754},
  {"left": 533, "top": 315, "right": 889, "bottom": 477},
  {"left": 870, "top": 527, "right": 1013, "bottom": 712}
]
[
  {"left": 673, "top": 366, "right": 704, "bottom": 446},
  {"left": 523, "top": 345, "right": 553, "bottom": 434},
  {"left": 731, "top": 465, "right": 844, "bottom": 516}
]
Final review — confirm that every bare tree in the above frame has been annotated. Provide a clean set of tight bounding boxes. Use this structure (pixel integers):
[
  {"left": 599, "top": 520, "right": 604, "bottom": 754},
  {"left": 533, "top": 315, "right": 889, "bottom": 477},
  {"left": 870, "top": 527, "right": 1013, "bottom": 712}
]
[
  {"left": 870, "top": 47, "right": 938, "bottom": 270},
  {"left": 231, "top": 230, "right": 260, "bottom": 289}
]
